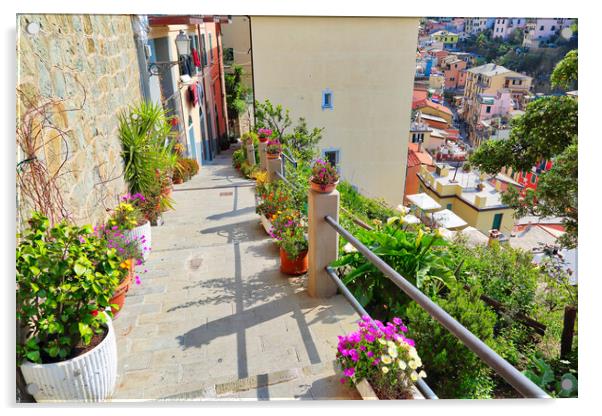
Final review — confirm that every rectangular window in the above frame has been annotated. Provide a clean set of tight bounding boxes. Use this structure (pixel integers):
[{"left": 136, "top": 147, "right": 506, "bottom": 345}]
[
  {"left": 540, "top": 25, "right": 545, "bottom": 31},
  {"left": 446, "top": 203, "right": 453, "bottom": 210},
  {"left": 323, "top": 149, "right": 340, "bottom": 169},
  {"left": 209, "top": 33, "right": 214, "bottom": 62},
  {"left": 486, "top": 106, "right": 492, "bottom": 113},
  {"left": 322, "top": 90, "right": 333, "bottom": 110}
]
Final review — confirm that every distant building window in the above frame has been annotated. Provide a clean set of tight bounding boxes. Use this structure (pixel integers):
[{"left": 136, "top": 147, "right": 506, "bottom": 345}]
[
  {"left": 200, "top": 34, "right": 208, "bottom": 66},
  {"left": 323, "top": 149, "right": 340, "bottom": 170},
  {"left": 322, "top": 89, "right": 333, "bottom": 110},
  {"left": 486, "top": 106, "right": 492, "bottom": 113},
  {"left": 209, "top": 33, "right": 214, "bottom": 62},
  {"left": 540, "top": 25, "right": 545, "bottom": 31},
  {"left": 224, "top": 47, "right": 234, "bottom": 63},
  {"left": 446, "top": 203, "right": 453, "bottom": 210},
  {"left": 551, "top": 25, "right": 556, "bottom": 31}
]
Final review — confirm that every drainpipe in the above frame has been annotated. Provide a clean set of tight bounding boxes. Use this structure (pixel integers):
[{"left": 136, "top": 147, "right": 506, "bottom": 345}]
[
  {"left": 131, "top": 15, "right": 151, "bottom": 101},
  {"left": 216, "top": 23, "right": 230, "bottom": 142}
]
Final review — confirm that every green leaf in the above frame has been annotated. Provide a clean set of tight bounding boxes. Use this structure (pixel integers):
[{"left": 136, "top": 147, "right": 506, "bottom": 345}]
[
  {"left": 74, "top": 263, "right": 87, "bottom": 276},
  {"left": 25, "top": 350, "right": 40, "bottom": 363}
]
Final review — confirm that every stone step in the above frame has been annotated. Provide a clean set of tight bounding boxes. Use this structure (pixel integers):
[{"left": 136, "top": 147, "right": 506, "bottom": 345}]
[{"left": 158, "top": 360, "right": 358, "bottom": 401}]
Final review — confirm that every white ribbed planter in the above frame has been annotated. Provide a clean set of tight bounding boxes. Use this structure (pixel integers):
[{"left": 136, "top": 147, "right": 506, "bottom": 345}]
[
  {"left": 20, "top": 315, "right": 118, "bottom": 402},
  {"left": 126, "top": 220, "right": 152, "bottom": 260}
]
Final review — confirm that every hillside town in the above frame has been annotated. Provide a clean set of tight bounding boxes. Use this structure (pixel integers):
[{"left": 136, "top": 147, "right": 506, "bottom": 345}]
[{"left": 15, "top": 14, "right": 578, "bottom": 403}]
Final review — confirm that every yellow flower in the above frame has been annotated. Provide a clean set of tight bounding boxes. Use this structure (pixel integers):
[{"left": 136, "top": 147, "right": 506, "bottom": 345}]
[
  {"left": 410, "top": 371, "right": 419, "bottom": 381},
  {"left": 388, "top": 346, "right": 398, "bottom": 358},
  {"left": 381, "top": 366, "right": 389, "bottom": 374},
  {"left": 381, "top": 355, "right": 392, "bottom": 365},
  {"left": 418, "top": 370, "right": 427, "bottom": 379},
  {"left": 398, "top": 360, "right": 407, "bottom": 370},
  {"left": 119, "top": 260, "right": 130, "bottom": 269}
]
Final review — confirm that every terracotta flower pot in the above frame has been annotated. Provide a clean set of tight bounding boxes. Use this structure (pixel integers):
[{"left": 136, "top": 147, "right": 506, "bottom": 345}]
[
  {"left": 259, "top": 137, "right": 269, "bottom": 143},
  {"left": 110, "top": 269, "right": 132, "bottom": 318},
  {"left": 267, "top": 152, "right": 281, "bottom": 159},
  {"left": 279, "top": 247, "right": 308, "bottom": 276},
  {"left": 310, "top": 179, "right": 339, "bottom": 193}
]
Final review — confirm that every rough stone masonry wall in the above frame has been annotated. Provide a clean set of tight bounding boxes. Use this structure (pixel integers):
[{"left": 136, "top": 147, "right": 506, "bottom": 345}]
[{"left": 17, "top": 14, "right": 142, "bottom": 227}]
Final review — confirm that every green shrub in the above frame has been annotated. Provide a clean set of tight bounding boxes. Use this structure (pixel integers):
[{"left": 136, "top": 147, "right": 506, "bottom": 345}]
[
  {"left": 232, "top": 149, "right": 245, "bottom": 169},
  {"left": 405, "top": 283, "right": 498, "bottom": 399},
  {"left": 338, "top": 181, "right": 396, "bottom": 223},
  {"left": 16, "top": 213, "right": 122, "bottom": 364},
  {"left": 332, "top": 225, "right": 455, "bottom": 320}
]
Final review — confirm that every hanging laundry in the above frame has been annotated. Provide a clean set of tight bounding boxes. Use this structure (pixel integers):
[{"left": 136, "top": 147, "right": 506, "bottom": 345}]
[
  {"left": 188, "top": 84, "right": 199, "bottom": 106},
  {"left": 180, "top": 55, "right": 194, "bottom": 76},
  {"left": 191, "top": 48, "right": 201, "bottom": 68},
  {"left": 196, "top": 82, "right": 203, "bottom": 103}
]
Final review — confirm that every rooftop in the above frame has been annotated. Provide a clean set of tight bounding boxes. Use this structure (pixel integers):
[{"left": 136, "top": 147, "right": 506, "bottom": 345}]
[{"left": 467, "top": 63, "right": 511, "bottom": 77}]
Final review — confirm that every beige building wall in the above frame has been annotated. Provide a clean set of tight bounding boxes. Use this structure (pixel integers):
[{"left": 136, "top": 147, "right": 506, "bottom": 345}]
[
  {"left": 221, "top": 16, "right": 253, "bottom": 89},
  {"left": 17, "top": 14, "right": 142, "bottom": 227},
  {"left": 251, "top": 16, "right": 419, "bottom": 206}
]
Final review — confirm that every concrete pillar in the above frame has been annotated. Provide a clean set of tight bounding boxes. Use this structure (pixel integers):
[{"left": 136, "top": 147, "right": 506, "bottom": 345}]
[
  {"left": 258, "top": 141, "right": 268, "bottom": 171},
  {"left": 246, "top": 144, "right": 256, "bottom": 166},
  {"left": 308, "top": 189, "right": 339, "bottom": 298},
  {"left": 267, "top": 156, "right": 282, "bottom": 182}
]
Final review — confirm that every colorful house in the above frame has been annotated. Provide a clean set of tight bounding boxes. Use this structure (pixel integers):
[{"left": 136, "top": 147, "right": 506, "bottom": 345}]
[
  {"left": 430, "top": 30, "right": 459, "bottom": 49},
  {"left": 522, "top": 18, "right": 575, "bottom": 48},
  {"left": 404, "top": 143, "right": 435, "bottom": 204},
  {"left": 442, "top": 57, "right": 467, "bottom": 90},
  {"left": 417, "top": 164, "right": 518, "bottom": 235},
  {"left": 413, "top": 99, "right": 453, "bottom": 126},
  {"left": 492, "top": 18, "right": 526, "bottom": 40}
]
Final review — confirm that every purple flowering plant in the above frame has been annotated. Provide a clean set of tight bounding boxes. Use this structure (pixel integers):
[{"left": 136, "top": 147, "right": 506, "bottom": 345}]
[
  {"left": 269, "top": 208, "right": 308, "bottom": 259},
  {"left": 310, "top": 159, "right": 339, "bottom": 185},
  {"left": 266, "top": 139, "right": 282, "bottom": 155},
  {"left": 93, "top": 223, "right": 146, "bottom": 285},
  {"left": 257, "top": 128, "right": 273, "bottom": 139},
  {"left": 108, "top": 194, "right": 146, "bottom": 231},
  {"left": 336, "top": 316, "right": 426, "bottom": 398}
]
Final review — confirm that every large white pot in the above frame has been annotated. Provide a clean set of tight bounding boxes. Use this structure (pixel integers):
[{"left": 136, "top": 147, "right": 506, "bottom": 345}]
[
  {"left": 126, "top": 220, "right": 152, "bottom": 260},
  {"left": 20, "top": 315, "right": 118, "bottom": 402}
]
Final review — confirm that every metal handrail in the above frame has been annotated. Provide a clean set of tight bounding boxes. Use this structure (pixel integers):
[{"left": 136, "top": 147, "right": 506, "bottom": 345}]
[
  {"left": 325, "top": 267, "right": 438, "bottom": 400},
  {"left": 280, "top": 149, "right": 297, "bottom": 179},
  {"left": 324, "top": 214, "right": 550, "bottom": 399}
]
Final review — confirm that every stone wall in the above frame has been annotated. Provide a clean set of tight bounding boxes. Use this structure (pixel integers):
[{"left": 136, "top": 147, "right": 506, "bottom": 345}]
[{"left": 17, "top": 14, "right": 142, "bottom": 227}]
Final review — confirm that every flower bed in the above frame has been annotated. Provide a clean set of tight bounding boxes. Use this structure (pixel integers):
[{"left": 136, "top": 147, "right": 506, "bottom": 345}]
[{"left": 336, "top": 316, "right": 427, "bottom": 400}]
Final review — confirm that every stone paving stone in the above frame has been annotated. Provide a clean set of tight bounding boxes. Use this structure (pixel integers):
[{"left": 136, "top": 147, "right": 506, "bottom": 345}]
[{"left": 113, "top": 151, "right": 364, "bottom": 401}]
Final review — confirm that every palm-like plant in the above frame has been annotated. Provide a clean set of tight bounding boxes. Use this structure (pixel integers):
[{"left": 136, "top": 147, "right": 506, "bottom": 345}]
[{"left": 118, "top": 102, "right": 177, "bottom": 218}]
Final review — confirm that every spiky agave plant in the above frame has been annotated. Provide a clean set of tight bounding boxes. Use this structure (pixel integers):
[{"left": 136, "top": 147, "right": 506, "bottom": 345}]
[{"left": 118, "top": 101, "right": 177, "bottom": 218}]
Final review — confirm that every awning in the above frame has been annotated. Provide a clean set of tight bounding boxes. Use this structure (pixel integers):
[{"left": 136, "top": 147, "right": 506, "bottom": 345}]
[
  {"left": 432, "top": 209, "right": 468, "bottom": 230},
  {"left": 406, "top": 193, "right": 442, "bottom": 212}
]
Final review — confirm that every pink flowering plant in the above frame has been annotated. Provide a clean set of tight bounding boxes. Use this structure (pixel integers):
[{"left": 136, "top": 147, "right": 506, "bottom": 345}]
[
  {"left": 93, "top": 224, "right": 147, "bottom": 285},
  {"left": 310, "top": 159, "right": 339, "bottom": 185},
  {"left": 107, "top": 193, "right": 147, "bottom": 231},
  {"left": 269, "top": 208, "right": 308, "bottom": 259},
  {"left": 336, "top": 316, "right": 427, "bottom": 399},
  {"left": 257, "top": 128, "right": 273, "bottom": 139},
  {"left": 266, "top": 139, "right": 282, "bottom": 156}
]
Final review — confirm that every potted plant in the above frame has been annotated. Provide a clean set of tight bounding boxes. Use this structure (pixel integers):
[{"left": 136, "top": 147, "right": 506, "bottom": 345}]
[
  {"left": 270, "top": 209, "right": 309, "bottom": 275},
  {"left": 16, "top": 213, "right": 121, "bottom": 402},
  {"left": 94, "top": 224, "right": 145, "bottom": 317},
  {"left": 257, "top": 128, "right": 272, "bottom": 143},
  {"left": 310, "top": 159, "right": 340, "bottom": 193},
  {"left": 336, "top": 316, "right": 427, "bottom": 400},
  {"left": 256, "top": 183, "right": 291, "bottom": 234},
  {"left": 110, "top": 194, "right": 152, "bottom": 260},
  {"left": 266, "top": 139, "right": 282, "bottom": 159}
]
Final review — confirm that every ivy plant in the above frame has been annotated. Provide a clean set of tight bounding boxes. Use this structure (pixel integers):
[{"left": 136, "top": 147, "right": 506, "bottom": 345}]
[{"left": 16, "top": 213, "right": 122, "bottom": 364}]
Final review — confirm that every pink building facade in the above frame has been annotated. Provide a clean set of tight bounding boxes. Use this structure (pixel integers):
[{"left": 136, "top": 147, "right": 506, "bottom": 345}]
[
  {"left": 492, "top": 18, "right": 526, "bottom": 39},
  {"left": 476, "top": 90, "right": 514, "bottom": 124}
]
